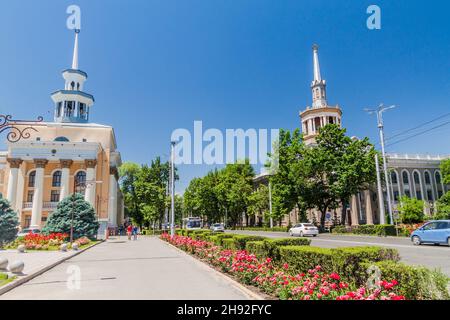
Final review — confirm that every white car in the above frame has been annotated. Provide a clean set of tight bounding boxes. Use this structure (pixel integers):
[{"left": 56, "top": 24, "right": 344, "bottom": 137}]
[
  {"left": 210, "top": 223, "right": 225, "bottom": 233},
  {"left": 289, "top": 223, "right": 318, "bottom": 237},
  {"left": 17, "top": 228, "right": 41, "bottom": 237}
]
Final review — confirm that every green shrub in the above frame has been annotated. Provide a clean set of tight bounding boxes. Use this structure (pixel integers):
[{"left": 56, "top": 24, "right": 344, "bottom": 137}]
[
  {"left": 232, "top": 235, "right": 267, "bottom": 250},
  {"left": 0, "top": 273, "right": 8, "bottom": 280},
  {"left": 360, "top": 261, "right": 450, "bottom": 300},
  {"left": 280, "top": 246, "right": 335, "bottom": 274},
  {"left": 280, "top": 246, "right": 399, "bottom": 278},
  {"left": 222, "top": 238, "right": 237, "bottom": 250},
  {"left": 331, "top": 225, "right": 348, "bottom": 234},
  {"left": 263, "top": 238, "right": 311, "bottom": 261},
  {"left": 235, "top": 226, "right": 288, "bottom": 232},
  {"left": 245, "top": 241, "right": 268, "bottom": 258},
  {"left": 374, "top": 225, "right": 397, "bottom": 236},
  {"left": 352, "top": 225, "right": 376, "bottom": 235},
  {"left": 214, "top": 233, "right": 235, "bottom": 246},
  {"left": 332, "top": 246, "right": 399, "bottom": 281}
]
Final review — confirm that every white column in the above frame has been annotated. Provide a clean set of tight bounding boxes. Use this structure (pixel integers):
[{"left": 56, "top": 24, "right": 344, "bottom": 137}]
[
  {"left": 84, "top": 159, "right": 97, "bottom": 207},
  {"left": 6, "top": 159, "right": 22, "bottom": 208},
  {"left": 350, "top": 194, "right": 359, "bottom": 226},
  {"left": 108, "top": 167, "right": 118, "bottom": 226},
  {"left": 364, "top": 190, "right": 374, "bottom": 225},
  {"left": 59, "top": 160, "right": 73, "bottom": 201},
  {"left": 30, "top": 159, "right": 47, "bottom": 229}
]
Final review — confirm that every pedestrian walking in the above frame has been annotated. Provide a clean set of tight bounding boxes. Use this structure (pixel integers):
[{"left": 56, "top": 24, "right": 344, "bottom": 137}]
[
  {"left": 133, "top": 225, "right": 138, "bottom": 241},
  {"left": 127, "top": 224, "right": 132, "bottom": 240}
]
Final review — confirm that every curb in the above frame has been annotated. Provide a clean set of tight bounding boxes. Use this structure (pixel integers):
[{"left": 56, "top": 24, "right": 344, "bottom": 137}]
[
  {"left": 0, "top": 240, "right": 104, "bottom": 296},
  {"left": 159, "top": 238, "right": 266, "bottom": 301}
]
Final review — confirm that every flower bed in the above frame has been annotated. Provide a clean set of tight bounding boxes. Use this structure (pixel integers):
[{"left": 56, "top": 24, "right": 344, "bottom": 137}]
[
  {"left": 5, "top": 233, "right": 92, "bottom": 251},
  {"left": 160, "top": 233, "right": 406, "bottom": 300}
]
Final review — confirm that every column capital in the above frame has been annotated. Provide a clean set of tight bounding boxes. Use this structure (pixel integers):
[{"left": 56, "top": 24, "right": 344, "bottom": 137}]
[
  {"left": 60, "top": 159, "right": 74, "bottom": 169},
  {"left": 110, "top": 166, "right": 119, "bottom": 180},
  {"left": 85, "top": 159, "right": 97, "bottom": 168},
  {"left": 34, "top": 159, "right": 48, "bottom": 168},
  {"left": 6, "top": 158, "right": 23, "bottom": 168}
]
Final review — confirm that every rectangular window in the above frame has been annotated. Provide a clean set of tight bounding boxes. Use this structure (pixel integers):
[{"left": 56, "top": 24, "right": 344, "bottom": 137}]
[
  {"left": 427, "top": 190, "right": 433, "bottom": 201},
  {"left": 27, "top": 191, "right": 34, "bottom": 202},
  {"left": 50, "top": 190, "right": 60, "bottom": 202},
  {"left": 416, "top": 191, "right": 422, "bottom": 200},
  {"left": 393, "top": 191, "right": 399, "bottom": 201},
  {"left": 25, "top": 216, "right": 31, "bottom": 228}
]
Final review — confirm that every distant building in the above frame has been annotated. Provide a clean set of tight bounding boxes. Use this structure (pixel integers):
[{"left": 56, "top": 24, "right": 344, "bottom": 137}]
[
  {"left": 0, "top": 29, "right": 124, "bottom": 234},
  {"left": 253, "top": 45, "right": 449, "bottom": 227}
]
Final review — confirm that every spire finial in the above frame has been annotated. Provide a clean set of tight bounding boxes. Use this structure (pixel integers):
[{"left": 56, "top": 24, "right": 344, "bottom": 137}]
[
  {"left": 312, "top": 44, "right": 321, "bottom": 82},
  {"left": 71, "top": 29, "right": 80, "bottom": 70}
]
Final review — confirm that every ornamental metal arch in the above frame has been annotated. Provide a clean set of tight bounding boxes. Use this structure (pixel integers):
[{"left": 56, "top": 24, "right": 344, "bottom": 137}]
[{"left": 0, "top": 114, "right": 44, "bottom": 143}]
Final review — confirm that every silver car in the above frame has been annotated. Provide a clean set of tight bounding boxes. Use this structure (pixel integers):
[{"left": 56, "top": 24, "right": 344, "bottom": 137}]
[
  {"left": 289, "top": 223, "right": 319, "bottom": 237},
  {"left": 210, "top": 223, "right": 225, "bottom": 233}
]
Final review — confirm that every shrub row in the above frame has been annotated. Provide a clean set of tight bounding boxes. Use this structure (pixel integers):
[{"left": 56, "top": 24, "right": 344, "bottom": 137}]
[
  {"left": 246, "top": 238, "right": 311, "bottom": 261},
  {"left": 231, "top": 226, "right": 289, "bottom": 232},
  {"left": 332, "top": 224, "right": 397, "bottom": 237},
  {"left": 279, "top": 246, "right": 400, "bottom": 279},
  {"left": 360, "top": 261, "right": 450, "bottom": 300}
]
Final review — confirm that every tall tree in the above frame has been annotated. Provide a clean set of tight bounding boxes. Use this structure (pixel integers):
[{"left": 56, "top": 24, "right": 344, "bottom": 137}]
[
  {"left": 119, "top": 162, "right": 142, "bottom": 226},
  {"left": 0, "top": 198, "right": 19, "bottom": 247}
]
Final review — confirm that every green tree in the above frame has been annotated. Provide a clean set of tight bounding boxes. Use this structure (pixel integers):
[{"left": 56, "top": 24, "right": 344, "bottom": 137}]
[
  {"left": 434, "top": 192, "right": 450, "bottom": 220},
  {"left": 119, "top": 162, "right": 143, "bottom": 226},
  {"left": 398, "top": 196, "right": 425, "bottom": 224},
  {"left": 42, "top": 193, "right": 99, "bottom": 239},
  {"left": 441, "top": 158, "right": 450, "bottom": 184},
  {"left": 247, "top": 185, "right": 270, "bottom": 226},
  {"left": 0, "top": 197, "right": 19, "bottom": 247},
  {"left": 269, "top": 129, "right": 307, "bottom": 226}
]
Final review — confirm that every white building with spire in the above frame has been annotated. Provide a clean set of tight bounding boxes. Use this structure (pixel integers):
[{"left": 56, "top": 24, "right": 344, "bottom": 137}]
[{"left": 0, "top": 29, "right": 124, "bottom": 234}]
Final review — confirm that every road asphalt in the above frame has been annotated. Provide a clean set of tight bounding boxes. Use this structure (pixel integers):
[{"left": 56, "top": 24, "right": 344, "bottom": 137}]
[
  {"left": 0, "top": 236, "right": 252, "bottom": 300},
  {"left": 227, "top": 230, "right": 450, "bottom": 277}
]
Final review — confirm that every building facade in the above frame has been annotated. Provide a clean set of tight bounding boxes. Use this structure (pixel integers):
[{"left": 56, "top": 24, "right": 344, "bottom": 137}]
[
  {"left": 0, "top": 30, "right": 124, "bottom": 234},
  {"left": 253, "top": 45, "right": 449, "bottom": 227}
]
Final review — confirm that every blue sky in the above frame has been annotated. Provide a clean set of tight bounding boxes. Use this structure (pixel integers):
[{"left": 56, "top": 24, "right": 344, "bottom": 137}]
[{"left": 1, "top": 0, "right": 449, "bottom": 191}]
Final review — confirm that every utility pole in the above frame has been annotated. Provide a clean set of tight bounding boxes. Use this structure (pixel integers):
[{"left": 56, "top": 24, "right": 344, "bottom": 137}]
[
  {"left": 170, "top": 141, "right": 176, "bottom": 237},
  {"left": 268, "top": 180, "right": 273, "bottom": 228},
  {"left": 365, "top": 104, "right": 396, "bottom": 224},
  {"left": 374, "top": 154, "right": 385, "bottom": 224}
]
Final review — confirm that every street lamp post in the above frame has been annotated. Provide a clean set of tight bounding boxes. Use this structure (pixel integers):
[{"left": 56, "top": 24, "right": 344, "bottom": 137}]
[
  {"left": 365, "top": 104, "right": 396, "bottom": 225},
  {"left": 170, "top": 141, "right": 176, "bottom": 238},
  {"left": 374, "top": 154, "right": 386, "bottom": 224}
]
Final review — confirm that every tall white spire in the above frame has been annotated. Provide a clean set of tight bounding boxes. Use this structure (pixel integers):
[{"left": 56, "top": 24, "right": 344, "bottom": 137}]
[
  {"left": 312, "top": 44, "right": 321, "bottom": 82},
  {"left": 71, "top": 29, "right": 80, "bottom": 70}
]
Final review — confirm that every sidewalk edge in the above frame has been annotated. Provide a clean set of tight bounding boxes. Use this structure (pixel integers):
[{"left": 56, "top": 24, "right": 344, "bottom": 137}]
[
  {"left": 159, "top": 237, "right": 266, "bottom": 300},
  {"left": 0, "top": 240, "right": 104, "bottom": 296}
]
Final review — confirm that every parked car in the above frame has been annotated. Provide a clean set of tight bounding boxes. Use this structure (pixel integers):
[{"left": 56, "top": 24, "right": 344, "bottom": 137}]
[
  {"left": 17, "top": 228, "right": 41, "bottom": 237},
  {"left": 411, "top": 220, "right": 450, "bottom": 246},
  {"left": 210, "top": 223, "right": 225, "bottom": 233},
  {"left": 289, "top": 223, "right": 318, "bottom": 237}
]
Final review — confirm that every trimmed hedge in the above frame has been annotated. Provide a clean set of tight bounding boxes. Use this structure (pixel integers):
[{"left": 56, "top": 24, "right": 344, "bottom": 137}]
[
  {"left": 222, "top": 238, "right": 237, "bottom": 250},
  {"left": 280, "top": 246, "right": 335, "bottom": 273},
  {"left": 213, "top": 233, "right": 235, "bottom": 246},
  {"left": 279, "top": 246, "right": 400, "bottom": 279},
  {"left": 245, "top": 241, "right": 267, "bottom": 258},
  {"left": 264, "top": 238, "right": 311, "bottom": 261},
  {"left": 232, "top": 235, "right": 267, "bottom": 250},
  {"left": 332, "top": 224, "right": 398, "bottom": 237},
  {"left": 360, "top": 261, "right": 450, "bottom": 300},
  {"left": 233, "top": 227, "right": 289, "bottom": 232}
]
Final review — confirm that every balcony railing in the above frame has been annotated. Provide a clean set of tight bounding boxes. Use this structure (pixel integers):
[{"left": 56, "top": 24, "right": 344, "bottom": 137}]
[{"left": 23, "top": 202, "right": 59, "bottom": 210}]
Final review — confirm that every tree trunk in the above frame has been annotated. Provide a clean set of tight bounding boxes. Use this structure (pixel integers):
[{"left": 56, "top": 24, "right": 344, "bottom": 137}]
[{"left": 341, "top": 200, "right": 347, "bottom": 225}]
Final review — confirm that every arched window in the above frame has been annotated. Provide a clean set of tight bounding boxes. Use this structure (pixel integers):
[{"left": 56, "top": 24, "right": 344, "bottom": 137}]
[
  {"left": 54, "top": 136, "right": 70, "bottom": 142},
  {"left": 28, "top": 171, "right": 36, "bottom": 188},
  {"left": 52, "top": 171, "right": 62, "bottom": 187},
  {"left": 390, "top": 171, "right": 398, "bottom": 184},
  {"left": 402, "top": 171, "right": 409, "bottom": 184},
  {"left": 70, "top": 81, "right": 75, "bottom": 90},
  {"left": 75, "top": 171, "right": 86, "bottom": 194},
  {"left": 435, "top": 171, "right": 441, "bottom": 184},
  {"left": 424, "top": 171, "right": 431, "bottom": 185},
  {"left": 414, "top": 171, "right": 420, "bottom": 184},
  {"left": 77, "top": 82, "right": 80, "bottom": 90}
]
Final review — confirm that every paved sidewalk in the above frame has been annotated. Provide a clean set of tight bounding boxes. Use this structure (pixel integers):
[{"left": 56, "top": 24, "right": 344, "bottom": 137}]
[{"left": 0, "top": 236, "right": 252, "bottom": 300}]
